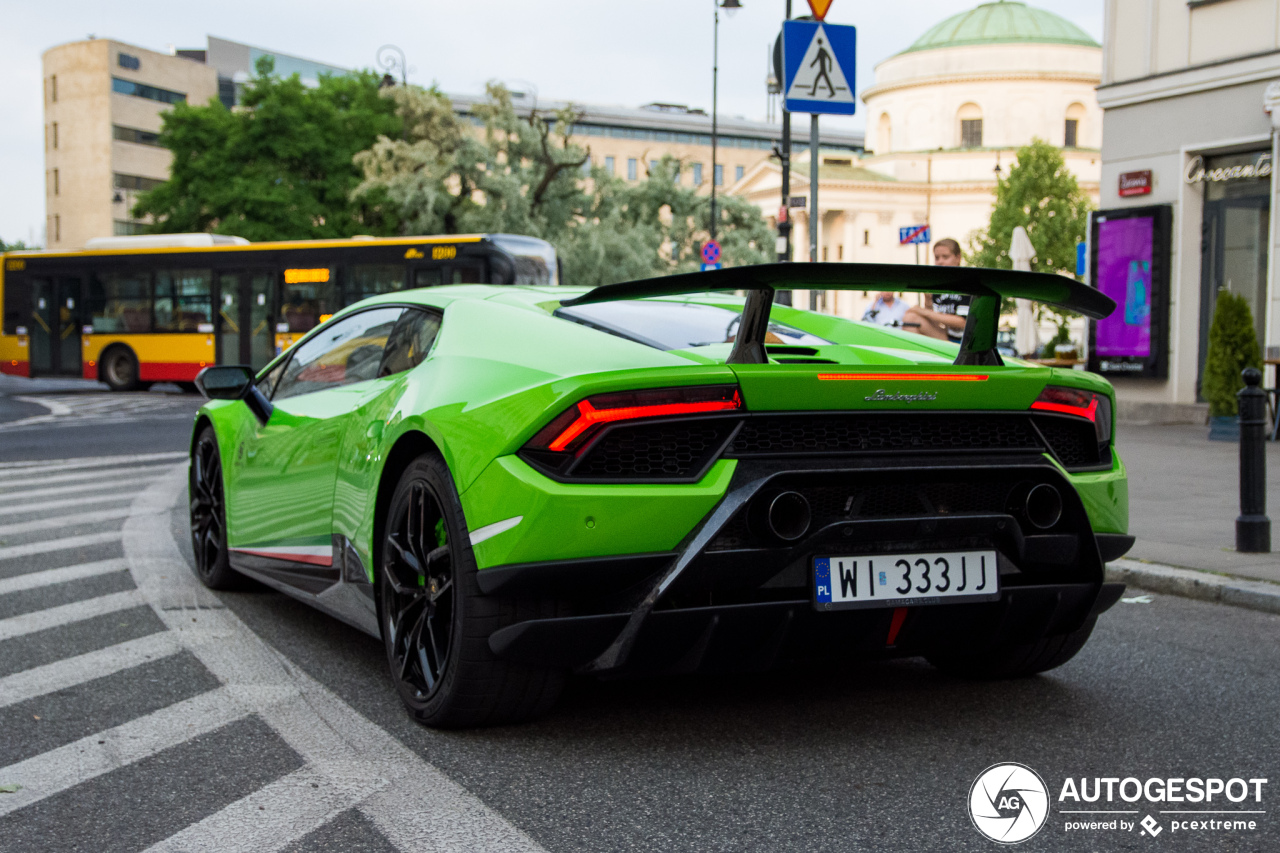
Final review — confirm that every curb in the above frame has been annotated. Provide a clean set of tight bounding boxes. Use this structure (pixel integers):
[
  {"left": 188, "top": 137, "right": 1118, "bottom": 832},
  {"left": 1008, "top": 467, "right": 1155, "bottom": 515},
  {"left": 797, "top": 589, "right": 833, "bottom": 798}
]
[{"left": 1106, "top": 558, "right": 1280, "bottom": 616}]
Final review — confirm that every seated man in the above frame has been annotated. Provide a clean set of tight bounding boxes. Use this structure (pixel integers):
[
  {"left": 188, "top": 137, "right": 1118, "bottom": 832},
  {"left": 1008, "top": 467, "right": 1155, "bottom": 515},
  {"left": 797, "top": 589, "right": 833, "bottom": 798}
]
[
  {"left": 861, "top": 291, "right": 909, "bottom": 327},
  {"left": 903, "top": 238, "right": 969, "bottom": 342}
]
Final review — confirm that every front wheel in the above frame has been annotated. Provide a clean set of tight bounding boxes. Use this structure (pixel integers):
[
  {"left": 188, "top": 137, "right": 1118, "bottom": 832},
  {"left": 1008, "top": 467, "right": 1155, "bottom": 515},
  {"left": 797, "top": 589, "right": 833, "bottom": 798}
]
[
  {"left": 380, "top": 453, "right": 566, "bottom": 728},
  {"left": 927, "top": 617, "right": 1097, "bottom": 679},
  {"left": 189, "top": 427, "right": 245, "bottom": 590}
]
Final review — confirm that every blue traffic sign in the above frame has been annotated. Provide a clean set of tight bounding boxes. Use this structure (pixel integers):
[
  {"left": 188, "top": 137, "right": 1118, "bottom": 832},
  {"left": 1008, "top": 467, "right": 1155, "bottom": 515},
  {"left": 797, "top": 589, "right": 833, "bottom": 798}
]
[
  {"left": 701, "top": 240, "right": 721, "bottom": 265},
  {"left": 782, "top": 20, "right": 857, "bottom": 116},
  {"left": 700, "top": 262, "right": 722, "bottom": 272},
  {"left": 1076, "top": 241, "right": 1087, "bottom": 276},
  {"left": 898, "top": 224, "right": 931, "bottom": 245}
]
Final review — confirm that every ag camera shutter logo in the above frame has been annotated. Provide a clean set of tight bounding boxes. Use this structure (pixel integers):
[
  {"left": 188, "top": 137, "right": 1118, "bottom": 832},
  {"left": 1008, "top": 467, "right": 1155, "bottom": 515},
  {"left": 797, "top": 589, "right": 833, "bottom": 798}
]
[{"left": 968, "top": 763, "right": 1050, "bottom": 844}]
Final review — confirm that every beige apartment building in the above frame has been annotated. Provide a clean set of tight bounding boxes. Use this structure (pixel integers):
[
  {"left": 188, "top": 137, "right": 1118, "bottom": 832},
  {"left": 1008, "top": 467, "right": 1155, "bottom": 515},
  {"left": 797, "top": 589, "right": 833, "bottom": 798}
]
[
  {"left": 43, "top": 40, "right": 219, "bottom": 251},
  {"left": 42, "top": 37, "right": 863, "bottom": 252},
  {"left": 1097, "top": 0, "right": 1280, "bottom": 420}
]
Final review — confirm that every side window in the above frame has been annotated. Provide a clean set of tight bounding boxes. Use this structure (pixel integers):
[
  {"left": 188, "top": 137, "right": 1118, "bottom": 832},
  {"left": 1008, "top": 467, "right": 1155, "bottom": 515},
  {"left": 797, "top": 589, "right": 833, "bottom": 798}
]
[
  {"left": 272, "top": 307, "right": 404, "bottom": 400},
  {"left": 257, "top": 358, "right": 286, "bottom": 399},
  {"left": 379, "top": 309, "right": 442, "bottom": 377}
]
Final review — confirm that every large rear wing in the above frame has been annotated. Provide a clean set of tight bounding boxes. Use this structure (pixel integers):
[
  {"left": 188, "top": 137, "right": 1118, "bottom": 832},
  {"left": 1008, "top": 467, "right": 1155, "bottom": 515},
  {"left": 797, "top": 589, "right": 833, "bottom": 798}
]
[{"left": 559, "top": 262, "right": 1115, "bottom": 366}]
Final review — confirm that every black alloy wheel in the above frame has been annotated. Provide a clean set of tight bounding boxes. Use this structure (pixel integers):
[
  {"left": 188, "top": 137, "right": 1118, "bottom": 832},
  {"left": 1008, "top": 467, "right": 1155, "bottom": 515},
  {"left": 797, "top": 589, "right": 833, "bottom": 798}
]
[
  {"left": 379, "top": 454, "right": 568, "bottom": 728},
  {"left": 189, "top": 427, "right": 242, "bottom": 589},
  {"left": 382, "top": 479, "right": 456, "bottom": 702}
]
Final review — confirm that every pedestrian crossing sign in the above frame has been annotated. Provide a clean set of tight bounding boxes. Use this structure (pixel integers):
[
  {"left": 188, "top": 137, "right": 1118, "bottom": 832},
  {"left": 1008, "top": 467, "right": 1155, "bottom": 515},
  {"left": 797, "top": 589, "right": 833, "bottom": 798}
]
[{"left": 782, "top": 19, "right": 857, "bottom": 116}]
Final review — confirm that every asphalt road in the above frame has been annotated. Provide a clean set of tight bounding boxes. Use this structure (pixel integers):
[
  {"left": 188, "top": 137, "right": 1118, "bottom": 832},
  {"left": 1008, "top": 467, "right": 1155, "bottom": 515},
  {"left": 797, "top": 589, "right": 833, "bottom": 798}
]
[{"left": 0, "top": 387, "right": 1276, "bottom": 852}]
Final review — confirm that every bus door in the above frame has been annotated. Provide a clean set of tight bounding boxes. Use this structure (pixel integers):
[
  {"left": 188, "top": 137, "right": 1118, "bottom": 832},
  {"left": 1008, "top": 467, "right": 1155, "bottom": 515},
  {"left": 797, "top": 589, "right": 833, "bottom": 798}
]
[
  {"left": 216, "top": 270, "right": 275, "bottom": 371},
  {"left": 28, "top": 275, "right": 85, "bottom": 377}
]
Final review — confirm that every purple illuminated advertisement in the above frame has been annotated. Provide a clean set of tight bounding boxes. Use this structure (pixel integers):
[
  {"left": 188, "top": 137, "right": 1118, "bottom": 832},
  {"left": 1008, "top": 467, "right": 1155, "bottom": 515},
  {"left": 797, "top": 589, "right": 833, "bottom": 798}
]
[{"left": 1095, "top": 216, "right": 1153, "bottom": 357}]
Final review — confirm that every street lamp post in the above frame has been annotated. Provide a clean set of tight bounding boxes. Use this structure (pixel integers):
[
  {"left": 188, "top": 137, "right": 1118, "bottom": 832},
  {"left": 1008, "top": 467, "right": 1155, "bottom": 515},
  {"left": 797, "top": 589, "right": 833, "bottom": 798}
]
[
  {"left": 711, "top": 0, "right": 742, "bottom": 243},
  {"left": 377, "top": 44, "right": 409, "bottom": 88}
]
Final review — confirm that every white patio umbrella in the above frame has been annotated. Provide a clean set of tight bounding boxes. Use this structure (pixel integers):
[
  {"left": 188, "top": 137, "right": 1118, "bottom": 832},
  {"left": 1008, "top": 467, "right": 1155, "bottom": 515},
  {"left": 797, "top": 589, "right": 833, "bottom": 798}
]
[{"left": 1010, "top": 226, "right": 1038, "bottom": 357}]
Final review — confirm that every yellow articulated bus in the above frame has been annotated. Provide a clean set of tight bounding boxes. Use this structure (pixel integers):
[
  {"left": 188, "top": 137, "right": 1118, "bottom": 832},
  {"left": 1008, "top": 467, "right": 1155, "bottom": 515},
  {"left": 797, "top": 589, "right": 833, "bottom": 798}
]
[{"left": 0, "top": 232, "right": 559, "bottom": 390}]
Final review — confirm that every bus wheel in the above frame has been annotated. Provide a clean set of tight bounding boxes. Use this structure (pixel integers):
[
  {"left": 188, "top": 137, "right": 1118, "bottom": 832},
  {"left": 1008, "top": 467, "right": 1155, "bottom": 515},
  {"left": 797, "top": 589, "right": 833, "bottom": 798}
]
[{"left": 100, "top": 346, "right": 142, "bottom": 392}]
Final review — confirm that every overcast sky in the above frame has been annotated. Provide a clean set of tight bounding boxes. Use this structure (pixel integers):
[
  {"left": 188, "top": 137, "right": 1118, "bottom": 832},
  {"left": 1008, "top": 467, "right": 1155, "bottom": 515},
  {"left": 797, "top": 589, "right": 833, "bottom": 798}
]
[{"left": 0, "top": 0, "right": 1102, "bottom": 245}]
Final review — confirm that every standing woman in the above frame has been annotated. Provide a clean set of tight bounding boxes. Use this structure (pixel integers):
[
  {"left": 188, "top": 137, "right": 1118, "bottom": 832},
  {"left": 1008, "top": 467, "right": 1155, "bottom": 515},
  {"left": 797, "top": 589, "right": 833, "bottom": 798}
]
[{"left": 903, "top": 238, "right": 969, "bottom": 341}]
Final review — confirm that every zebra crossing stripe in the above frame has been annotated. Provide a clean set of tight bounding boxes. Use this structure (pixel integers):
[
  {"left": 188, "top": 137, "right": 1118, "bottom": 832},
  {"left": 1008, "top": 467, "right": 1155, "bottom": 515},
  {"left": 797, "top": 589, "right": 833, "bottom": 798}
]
[
  {"left": 0, "top": 530, "right": 122, "bottom": 561},
  {"left": 0, "top": 558, "right": 129, "bottom": 596},
  {"left": 0, "top": 467, "right": 181, "bottom": 490},
  {"left": 126, "top": 465, "right": 547, "bottom": 853},
  {"left": 0, "top": 687, "right": 248, "bottom": 818},
  {"left": 0, "top": 631, "right": 180, "bottom": 708},
  {"left": 0, "top": 474, "right": 163, "bottom": 503},
  {"left": 0, "top": 451, "right": 187, "bottom": 474},
  {"left": 0, "top": 508, "right": 131, "bottom": 537},
  {"left": 140, "top": 767, "right": 389, "bottom": 853},
  {"left": 0, "top": 589, "right": 142, "bottom": 642},
  {"left": 0, "top": 492, "right": 135, "bottom": 519}
]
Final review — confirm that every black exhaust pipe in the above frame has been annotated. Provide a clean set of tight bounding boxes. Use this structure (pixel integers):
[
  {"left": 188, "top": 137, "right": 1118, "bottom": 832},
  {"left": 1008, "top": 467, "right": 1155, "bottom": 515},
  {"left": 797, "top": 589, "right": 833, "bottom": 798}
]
[
  {"left": 1024, "top": 483, "right": 1063, "bottom": 530},
  {"left": 761, "top": 491, "right": 812, "bottom": 542}
]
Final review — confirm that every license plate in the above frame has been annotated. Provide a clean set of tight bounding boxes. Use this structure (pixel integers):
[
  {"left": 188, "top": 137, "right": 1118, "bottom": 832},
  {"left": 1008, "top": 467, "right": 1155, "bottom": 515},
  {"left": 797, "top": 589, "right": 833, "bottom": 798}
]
[{"left": 813, "top": 550, "right": 1000, "bottom": 611}]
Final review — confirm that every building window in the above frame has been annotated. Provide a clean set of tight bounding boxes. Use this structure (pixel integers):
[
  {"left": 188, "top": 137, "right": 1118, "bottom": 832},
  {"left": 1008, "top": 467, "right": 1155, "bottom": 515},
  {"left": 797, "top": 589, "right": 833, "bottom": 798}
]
[
  {"left": 672, "top": 164, "right": 680, "bottom": 183},
  {"left": 113, "top": 125, "right": 162, "bottom": 147},
  {"left": 649, "top": 159, "right": 658, "bottom": 176},
  {"left": 605, "top": 156, "right": 615, "bottom": 175},
  {"left": 53, "top": 169, "right": 59, "bottom": 196},
  {"left": 714, "top": 164, "right": 724, "bottom": 186},
  {"left": 52, "top": 122, "right": 58, "bottom": 149},
  {"left": 581, "top": 158, "right": 592, "bottom": 176},
  {"left": 114, "top": 173, "right": 164, "bottom": 192},
  {"left": 55, "top": 215, "right": 61, "bottom": 242},
  {"left": 112, "top": 220, "right": 147, "bottom": 236},
  {"left": 863, "top": 229, "right": 870, "bottom": 246},
  {"left": 822, "top": 246, "right": 829, "bottom": 261},
  {"left": 877, "top": 113, "right": 891, "bottom": 153},
  {"left": 838, "top": 245, "right": 844, "bottom": 260},
  {"left": 958, "top": 102, "right": 983, "bottom": 148},
  {"left": 735, "top": 165, "right": 744, "bottom": 182},
  {"left": 693, "top": 163, "right": 703, "bottom": 185},
  {"left": 50, "top": 75, "right": 56, "bottom": 103},
  {"left": 1064, "top": 119, "right": 1078, "bottom": 149},
  {"left": 627, "top": 158, "right": 637, "bottom": 181},
  {"left": 111, "top": 78, "right": 186, "bottom": 105},
  {"left": 117, "top": 53, "right": 141, "bottom": 71}
]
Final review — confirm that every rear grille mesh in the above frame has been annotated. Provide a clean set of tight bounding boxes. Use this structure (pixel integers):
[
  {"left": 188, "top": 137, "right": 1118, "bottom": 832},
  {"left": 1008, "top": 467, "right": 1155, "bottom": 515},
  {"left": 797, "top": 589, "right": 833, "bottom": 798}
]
[
  {"left": 728, "top": 414, "right": 1043, "bottom": 456},
  {"left": 1032, "top": 416, "right": 1103, "bottom": 468},
  {"left": 570, "top": 420, "right": 734, "bottom": 480}
]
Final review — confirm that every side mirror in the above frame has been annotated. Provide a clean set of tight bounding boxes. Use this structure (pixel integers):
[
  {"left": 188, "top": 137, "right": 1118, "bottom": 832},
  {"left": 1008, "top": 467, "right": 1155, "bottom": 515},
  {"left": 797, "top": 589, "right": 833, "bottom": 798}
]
[{"left": 194, "top": 365, "right": 274, "bottom": 425}]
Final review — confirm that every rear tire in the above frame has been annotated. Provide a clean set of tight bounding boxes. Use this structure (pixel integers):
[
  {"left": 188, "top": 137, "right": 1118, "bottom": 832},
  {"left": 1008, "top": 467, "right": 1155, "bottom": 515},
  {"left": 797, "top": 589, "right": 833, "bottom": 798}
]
[
  {"left": 100, "top": 345, "right": 142, "bottom": 392},
  {"left": 379, "top": 453, "right": 566, "bottom": 728},
  {"left": 926, "top": 617, "right": 1097, "bottom": 679},
  {"left": 188, "top": 427, "right": 247, "bottom": 590}
]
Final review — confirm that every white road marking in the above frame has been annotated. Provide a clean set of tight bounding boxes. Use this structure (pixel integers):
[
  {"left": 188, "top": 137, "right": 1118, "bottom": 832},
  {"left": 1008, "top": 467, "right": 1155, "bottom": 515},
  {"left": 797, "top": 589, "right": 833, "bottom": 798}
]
[
  {"left": 0, "top": 467, "right": 178, "bottom": 490},
  {"left": 0, "top": 451, "right": 187, "bottom": 474},
  {"left": 0, "top": 687, "right": 250, "bottom": 817},
  {"left": 127, "top": 466, "right": 546, "bottom": 853},
  {"left": 0, "top": 589, "right": 143, "bottom": 642},
  {"left": 0, "top": 493, "right": 131, "bottom": 519},
  {"left": 0, "top": 508, "right": 131, "bottom": 537},
  {"left": 141, "top": 767, "right": 388, "bottom": 853},
  {"left": 0, "top": 474, "right": 162, "bottom": 503},
  {"left": 0, "top": 630, "right": 180, "bottom": 708},
  {"left": 0, "top": 558, "right": 129, "bottom": 596},
  {"left": 12, "top": 396, "right": 73, "bottom": 417},
  {"left": 0, "top": 530, "right": 122, "bottom": 561}
]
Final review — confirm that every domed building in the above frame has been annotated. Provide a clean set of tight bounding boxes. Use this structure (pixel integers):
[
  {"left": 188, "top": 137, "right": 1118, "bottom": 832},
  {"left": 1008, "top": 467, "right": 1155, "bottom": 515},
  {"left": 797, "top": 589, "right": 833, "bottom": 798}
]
[{"left": 737, "top": 1, "right": 1102, "bottom": 315}]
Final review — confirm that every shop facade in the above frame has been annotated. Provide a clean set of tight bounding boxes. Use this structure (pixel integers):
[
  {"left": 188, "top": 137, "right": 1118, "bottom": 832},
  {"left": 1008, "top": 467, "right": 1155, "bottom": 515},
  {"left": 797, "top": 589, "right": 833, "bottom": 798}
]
[{"left": 1097, "top": 0, "right": 1280, "bottom": 421}]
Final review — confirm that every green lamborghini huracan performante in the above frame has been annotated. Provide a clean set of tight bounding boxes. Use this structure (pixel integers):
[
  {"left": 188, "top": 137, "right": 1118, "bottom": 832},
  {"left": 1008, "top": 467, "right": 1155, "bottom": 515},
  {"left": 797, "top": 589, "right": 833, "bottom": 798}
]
[{"left": 189, "top": 263, "right": 1131, "bottom": 728}]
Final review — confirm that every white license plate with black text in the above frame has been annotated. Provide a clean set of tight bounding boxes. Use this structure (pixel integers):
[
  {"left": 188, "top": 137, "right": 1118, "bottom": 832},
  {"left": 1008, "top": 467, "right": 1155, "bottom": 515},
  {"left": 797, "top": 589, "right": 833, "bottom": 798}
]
[{"left": 813, "top": 550, "right": 1000, "bottom": 610}]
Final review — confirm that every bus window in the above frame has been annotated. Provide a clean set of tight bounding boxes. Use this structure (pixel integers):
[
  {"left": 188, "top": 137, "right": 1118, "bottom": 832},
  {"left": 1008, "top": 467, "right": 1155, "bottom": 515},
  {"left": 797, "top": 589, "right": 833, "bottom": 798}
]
[
  {"left": 413, "top": 268, "right": 443, "bottom": 289},
  {"left": 154, "top": 270, "right": 212, "bottom": 332},
  {"left": 447, "top": 262, "right": 485, "bottom": 284},
  {"left": 347, "top": 265, "right": 404, "bottom": 303},
  {"left": 281, "top": 266, "right": 336, "bottom": 333},
  {"left": 90, "top": 270, "right": 151, "bottom": 332}
]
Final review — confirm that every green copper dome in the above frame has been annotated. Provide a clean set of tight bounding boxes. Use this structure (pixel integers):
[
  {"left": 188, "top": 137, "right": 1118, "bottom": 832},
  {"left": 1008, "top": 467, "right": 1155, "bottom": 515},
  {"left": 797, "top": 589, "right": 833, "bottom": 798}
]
[{"left": 902, "top": 1, "right": 1099, "bottom": 53}]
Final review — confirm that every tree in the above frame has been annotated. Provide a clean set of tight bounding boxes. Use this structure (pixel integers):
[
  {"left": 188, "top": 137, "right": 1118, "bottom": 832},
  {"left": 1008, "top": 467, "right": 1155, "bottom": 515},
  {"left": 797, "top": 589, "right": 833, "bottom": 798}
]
[
  {"left": 968, "top": 139, "right": 1093, "bottom": 332},
  {"left": 133, "top": 57, "right": 401, "bottom": 240},
  {"left": 352, "top": 84, "right": 773, "bottom": 286},
  {"left": 0, "top": 239, "right": 33, "bottom": 252},
  {"left": 1201, "top": 291, "right": 1262, "bottom": 417}
]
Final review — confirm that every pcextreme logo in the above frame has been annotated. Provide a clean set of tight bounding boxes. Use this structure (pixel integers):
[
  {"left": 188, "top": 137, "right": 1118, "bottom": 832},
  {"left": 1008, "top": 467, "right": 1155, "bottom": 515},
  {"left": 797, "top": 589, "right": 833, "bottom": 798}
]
[{"left": 968, "top": 763, "right": 1050, "bottom": 844}]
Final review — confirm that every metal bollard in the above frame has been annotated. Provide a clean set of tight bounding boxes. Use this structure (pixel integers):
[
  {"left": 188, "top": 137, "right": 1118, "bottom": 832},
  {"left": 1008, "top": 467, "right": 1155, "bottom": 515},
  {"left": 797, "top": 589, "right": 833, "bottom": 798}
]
[{"left": 1236, "top": 367, "right": 1271, "bottom": 553}]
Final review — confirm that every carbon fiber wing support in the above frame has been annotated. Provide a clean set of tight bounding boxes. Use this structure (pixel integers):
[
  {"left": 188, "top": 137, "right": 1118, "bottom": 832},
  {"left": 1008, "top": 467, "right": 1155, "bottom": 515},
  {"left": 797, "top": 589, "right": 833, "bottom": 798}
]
[{"left": 558, "top": 262, "right": 1116, "bottom": 366}]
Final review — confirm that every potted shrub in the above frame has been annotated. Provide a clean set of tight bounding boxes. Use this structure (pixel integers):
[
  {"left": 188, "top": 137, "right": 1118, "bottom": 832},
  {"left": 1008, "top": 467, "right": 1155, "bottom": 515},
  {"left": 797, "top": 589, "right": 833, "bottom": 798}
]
[{"left": 1201, "top": 291, "right": 1262, "bottom": 441}]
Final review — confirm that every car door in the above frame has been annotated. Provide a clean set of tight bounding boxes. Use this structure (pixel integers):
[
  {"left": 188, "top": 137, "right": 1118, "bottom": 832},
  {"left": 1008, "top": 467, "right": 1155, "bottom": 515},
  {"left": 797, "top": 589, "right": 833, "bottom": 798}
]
[{"left": 227, "top": 306, "right": 406, "bottom": 569}]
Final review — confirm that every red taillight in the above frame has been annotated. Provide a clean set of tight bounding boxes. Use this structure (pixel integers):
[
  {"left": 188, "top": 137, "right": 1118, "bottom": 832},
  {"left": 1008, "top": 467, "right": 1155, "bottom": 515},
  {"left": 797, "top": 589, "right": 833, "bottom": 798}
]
[
  {"left": 528, "top": 385, "right": 743, "bottom": 454},
  {"left": 817, "top": 373, "right": 988, "bottom": 382},
  {"left": 1031, "top": 385, "right": 1112, "bottom": 442}
]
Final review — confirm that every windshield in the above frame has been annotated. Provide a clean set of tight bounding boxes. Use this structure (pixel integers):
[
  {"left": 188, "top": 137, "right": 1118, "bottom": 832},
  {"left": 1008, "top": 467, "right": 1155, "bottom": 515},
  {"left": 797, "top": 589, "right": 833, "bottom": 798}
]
[{"left": 556, "top": 299, "right": 830, "bottom": 351}]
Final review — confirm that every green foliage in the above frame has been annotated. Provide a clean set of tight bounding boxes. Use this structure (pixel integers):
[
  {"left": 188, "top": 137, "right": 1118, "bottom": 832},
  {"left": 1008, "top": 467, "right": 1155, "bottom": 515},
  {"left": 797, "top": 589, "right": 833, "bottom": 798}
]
[
  {"left": 353, "top": 84, "right": 773, "bottom": 286},
  {"left": 0, "top": 238, "right": 33, "bottom": 252},
  {"left": 1201, "top": 291, "right": 1262, "bottom": 417},
  {"left": 133, "top": 56, "right": 402, "bottom": 240},
  {"left": 968, "top": 139, "right": 1093, "bottom": 324}
]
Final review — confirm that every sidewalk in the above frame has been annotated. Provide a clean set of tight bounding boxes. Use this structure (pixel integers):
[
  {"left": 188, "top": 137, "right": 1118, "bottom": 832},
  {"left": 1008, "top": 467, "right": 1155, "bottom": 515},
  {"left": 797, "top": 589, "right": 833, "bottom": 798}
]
[{"left": 1111, "top": 422, "right": 1280, "bottom": 612}]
